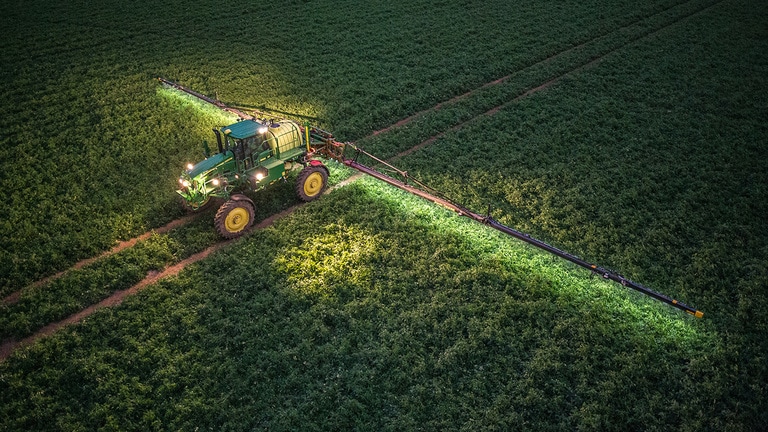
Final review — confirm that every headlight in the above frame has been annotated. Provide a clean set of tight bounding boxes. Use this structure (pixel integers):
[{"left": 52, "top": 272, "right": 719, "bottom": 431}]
[
  {"left": 212, "top": 178, "right": 220, "bottom": 186},
  {"left": 255, "top": 173, "right": 264, "bottom": 181},
  {"left": 186, "top": 163, "right": 194, "bottom": 170},
  {"left": 180, "top": 179, "right": 190, "bottom": 187}
]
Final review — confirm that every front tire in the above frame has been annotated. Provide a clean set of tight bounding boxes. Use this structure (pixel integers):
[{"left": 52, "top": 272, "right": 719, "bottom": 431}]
[
  {"left": 214, "top": 197, "right": 255, "bottom": 239},
  {"left": 296, "top": 165, "right": 328, "bottom": 202}
]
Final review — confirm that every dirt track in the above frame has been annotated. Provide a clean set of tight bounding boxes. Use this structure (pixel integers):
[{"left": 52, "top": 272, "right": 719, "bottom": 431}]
[
  {"left": 1, "top": 241, "right": 225, "bottom": 359},
  {"left": 2, "top": 214, "right": 199, "bottom": 306}
]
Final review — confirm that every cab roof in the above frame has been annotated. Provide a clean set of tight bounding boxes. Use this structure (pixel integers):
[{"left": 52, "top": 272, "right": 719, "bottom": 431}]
[{"left": 222, "top": 119, "right": 265, "bottom": 139}]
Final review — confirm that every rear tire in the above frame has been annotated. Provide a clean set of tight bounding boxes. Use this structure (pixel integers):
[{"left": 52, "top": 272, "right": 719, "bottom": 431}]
[
  {"left": 214, "top": 197, "right": 255, "bottom": 239},
  {"left": 296, "top": 165, "right": 328, "bottom": 202}
]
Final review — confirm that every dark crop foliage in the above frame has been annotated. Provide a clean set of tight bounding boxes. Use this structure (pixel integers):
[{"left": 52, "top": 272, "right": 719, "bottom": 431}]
[{"left": 0, "top": 0, "right": 766, "bottom": 430}]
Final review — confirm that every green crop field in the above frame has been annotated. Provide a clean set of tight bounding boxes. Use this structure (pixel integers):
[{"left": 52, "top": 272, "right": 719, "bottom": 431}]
[{"left": 1, "top": 0, "right": 767, "bottom": 430}]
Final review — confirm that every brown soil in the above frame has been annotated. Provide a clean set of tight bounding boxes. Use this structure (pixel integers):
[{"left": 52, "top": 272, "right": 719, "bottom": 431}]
[
  {"left": 2, "top": 214, "right": 200, "bottom": 306},
  {"left": 0, "top": 240, "right": 230, "bottom": 361},
  {"left": 2, "top": 291, "right": 21, "bottom": 306},
  {"left": 402, "top": 0, "right": 724, "bottom": 157},
  {"left": 368, "top": 0, "right": 719, "bottom": 140}
]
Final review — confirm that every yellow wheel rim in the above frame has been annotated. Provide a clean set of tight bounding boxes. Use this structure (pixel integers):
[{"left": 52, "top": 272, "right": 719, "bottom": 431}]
[
  {"left": 303, "top": 172, "right": 324, "bottom": 197},
  {"left": 224, "top": 207, "right": 250, "bottom": 233}
]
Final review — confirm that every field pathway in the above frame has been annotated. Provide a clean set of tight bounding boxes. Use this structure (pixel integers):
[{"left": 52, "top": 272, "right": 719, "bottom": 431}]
[
  {"left": 2, "top": 214, "right": 199, "bottom": 306},
  {"left": 368, "top": 0, "right": 720, "bottom": 138},
  {"left": 393, "top": 0, "right": 726, "bottom": 157}
]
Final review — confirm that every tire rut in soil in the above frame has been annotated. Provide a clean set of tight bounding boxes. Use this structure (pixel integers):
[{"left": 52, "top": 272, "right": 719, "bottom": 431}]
[
  {"left": 2, "top": 214, "right": 200, "bottom": 306},
  {"left": 394, "top": 0, "right": 727, "bottom": 160},
  {"left": 368, "top": 0, "right": 706, "bottom": 138}
]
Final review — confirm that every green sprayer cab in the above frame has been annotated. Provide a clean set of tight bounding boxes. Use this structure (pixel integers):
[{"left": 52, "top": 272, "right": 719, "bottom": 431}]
[
  {"left": 162, "top": 77, "right": 345, "bottom": 238},
  {"left": 177, "top": 117, "right": 333, "bottom": 238}
]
